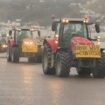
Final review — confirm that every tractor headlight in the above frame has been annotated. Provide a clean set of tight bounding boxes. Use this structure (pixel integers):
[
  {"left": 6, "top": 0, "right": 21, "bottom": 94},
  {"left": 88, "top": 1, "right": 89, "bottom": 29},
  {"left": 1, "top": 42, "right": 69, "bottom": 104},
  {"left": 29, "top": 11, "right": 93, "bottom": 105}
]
[
  {"left": 83, "top": 16, "right": 89, "bottom": 23},
  {"left": 54, "top": 34, "right": 59, "bottom": 44},
  {"left": 2, "top": 44, "right": 7, "bottom": 48},
  {"left": 29, "top": 41, "right": 33, "bottom": 45},
  {"left": 97, "top": 36, "right": 101, "bottom": 39},
  {"left": 97, "top": 41, "right": 101, "bottom": 45},
  {"left": 55, "top": 40, "right": 58, "bottom": 44},
  {"left": 62, "top": 18, "right": 69, "bottom": 23},
  {"left": 24, "top": 41, "right": 29, "bottom": 45},
  {"left": 24, "top": 41, "right": 33, "bottom": 45}
]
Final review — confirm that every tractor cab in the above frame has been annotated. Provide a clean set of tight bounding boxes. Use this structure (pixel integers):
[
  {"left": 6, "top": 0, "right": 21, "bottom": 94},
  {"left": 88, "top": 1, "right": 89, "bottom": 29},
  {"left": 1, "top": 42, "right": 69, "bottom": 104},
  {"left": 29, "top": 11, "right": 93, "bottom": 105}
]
[
  {"left": 51, "top": 17, "right": 100, "bottom": 49},
  {"left": 8, "top": 27, "right": 34, "bottom": 44},
  {"left": 17, "top": 29, "right": 33, "bottom": 39}
]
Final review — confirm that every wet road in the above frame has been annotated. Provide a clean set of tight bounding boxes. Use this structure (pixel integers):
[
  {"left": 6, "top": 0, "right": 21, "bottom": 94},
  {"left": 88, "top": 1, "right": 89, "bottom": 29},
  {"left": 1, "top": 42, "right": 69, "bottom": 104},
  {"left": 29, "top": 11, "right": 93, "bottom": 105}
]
[{"left": 0, "top": 54, "right": 105, "bottom": 105}]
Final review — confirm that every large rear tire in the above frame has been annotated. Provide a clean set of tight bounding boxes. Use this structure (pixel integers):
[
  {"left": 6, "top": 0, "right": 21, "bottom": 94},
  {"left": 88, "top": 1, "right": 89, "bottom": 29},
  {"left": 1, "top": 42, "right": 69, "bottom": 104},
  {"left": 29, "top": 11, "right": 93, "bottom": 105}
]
[
  {"left": 92, "top": 53, "right": 105, "bottom": 78},
  {"left": 7, "top": 54, "right": 11, "bottom": 62},
  {"left": 11, "top": 47, "right": 19, "bottom": 63},
  {"left": 7, "top": 48, "right": 11, "bottom": 62},
  {"left": 42, "top": 44, "right": 55, "bottom": 75},
  {"left": 55, "top": 52, "right": 71, "bottom": 77}
]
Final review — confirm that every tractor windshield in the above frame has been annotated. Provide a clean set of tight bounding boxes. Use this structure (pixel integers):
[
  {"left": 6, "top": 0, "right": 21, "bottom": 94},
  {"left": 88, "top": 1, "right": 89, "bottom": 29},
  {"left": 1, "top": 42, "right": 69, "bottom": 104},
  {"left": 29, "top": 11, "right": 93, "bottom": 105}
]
[
  {"left": 63, "top": 22, "right": 88, "bottom": 38},
  {"left": 62, "top": 22, "right": 88, "bottom": 48},
  {"left": 18, "top": 30, "right": 33, "bottom": 38},
  {"left": 16, "top": 29, "right": 33, "bottom": 42}
]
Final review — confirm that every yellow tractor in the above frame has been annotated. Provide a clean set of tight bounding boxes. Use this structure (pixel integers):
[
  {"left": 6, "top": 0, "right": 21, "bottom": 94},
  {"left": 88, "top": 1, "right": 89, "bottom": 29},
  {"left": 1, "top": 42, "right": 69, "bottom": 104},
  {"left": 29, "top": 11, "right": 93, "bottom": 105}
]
[{"left": 7, "top": 26, "right": 42, "bottom": 63}]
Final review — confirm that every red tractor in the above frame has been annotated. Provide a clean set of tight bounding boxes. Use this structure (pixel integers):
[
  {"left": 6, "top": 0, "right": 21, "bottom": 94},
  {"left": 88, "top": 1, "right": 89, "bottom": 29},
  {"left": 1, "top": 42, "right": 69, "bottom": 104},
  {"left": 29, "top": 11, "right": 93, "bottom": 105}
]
[{"left": 42, "top": 17, "right": 105, "bottom": 78}]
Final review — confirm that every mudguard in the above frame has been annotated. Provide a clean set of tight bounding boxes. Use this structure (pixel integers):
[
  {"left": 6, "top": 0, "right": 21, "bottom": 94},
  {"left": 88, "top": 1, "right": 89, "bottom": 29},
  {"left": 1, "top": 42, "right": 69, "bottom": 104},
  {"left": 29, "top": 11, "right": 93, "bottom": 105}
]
[
  {"left": 44, "top": 38, "right": 58, "bottom": 53},
  {"left": 71, "top": 36, "right": 93, "bottom": 45}
]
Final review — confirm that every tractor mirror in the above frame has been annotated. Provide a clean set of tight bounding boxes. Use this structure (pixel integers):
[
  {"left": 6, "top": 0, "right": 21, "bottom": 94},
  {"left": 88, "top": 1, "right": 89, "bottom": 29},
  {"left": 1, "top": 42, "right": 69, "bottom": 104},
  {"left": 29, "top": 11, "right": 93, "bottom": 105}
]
[
  {"left": 38, "top": 31, "right": 41, "bottom": 37},
  {"left": 52, "top": 22, "right": 57, "bottom": 31},
  {"left": 95, "top": 24, "right": 100, "bottom": 33}
]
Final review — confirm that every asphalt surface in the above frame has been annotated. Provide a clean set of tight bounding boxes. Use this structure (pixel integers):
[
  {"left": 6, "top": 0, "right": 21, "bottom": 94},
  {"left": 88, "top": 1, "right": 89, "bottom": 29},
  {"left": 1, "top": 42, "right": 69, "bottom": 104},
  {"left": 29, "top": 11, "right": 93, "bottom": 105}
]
[{"left": 0, "top": 53, "right": 105, "bottom": 105}]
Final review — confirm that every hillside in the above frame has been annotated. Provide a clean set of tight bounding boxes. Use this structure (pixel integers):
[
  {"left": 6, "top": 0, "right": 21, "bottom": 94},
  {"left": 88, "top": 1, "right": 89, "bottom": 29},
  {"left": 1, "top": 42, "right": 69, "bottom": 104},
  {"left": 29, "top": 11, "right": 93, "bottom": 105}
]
[
  {"left": 86, "top": 0, "right": 105, "bottom": 14},
  {"left": 0, "top": 0, "right": 104, "bottom": 25}
]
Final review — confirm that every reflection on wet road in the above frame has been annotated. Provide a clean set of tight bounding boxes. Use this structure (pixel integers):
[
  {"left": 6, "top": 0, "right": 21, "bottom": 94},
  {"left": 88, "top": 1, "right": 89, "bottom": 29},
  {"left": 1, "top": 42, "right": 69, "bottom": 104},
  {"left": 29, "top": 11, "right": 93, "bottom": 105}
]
[{"left": 0, "top": 57, "right": 105, "bottom": 105}]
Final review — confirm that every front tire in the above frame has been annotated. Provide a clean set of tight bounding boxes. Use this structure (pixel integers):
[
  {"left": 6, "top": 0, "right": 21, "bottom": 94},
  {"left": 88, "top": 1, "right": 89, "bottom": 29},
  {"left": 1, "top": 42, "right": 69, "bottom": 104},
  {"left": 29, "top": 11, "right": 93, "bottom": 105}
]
[
  {"left": 92, "top": 53, "right": 105, "bottom": 78},
  {"left": 11, "top": 47, "right": 19, "bottom": 63},
  {"left": 7, "top": 48, "right": 11, "bottom": 62},
  {"left": 42, "top": 44, "right": 55, "bottom": 75},
  {"left": 55, "top": 52, "right": 71, "bottom": 77}
]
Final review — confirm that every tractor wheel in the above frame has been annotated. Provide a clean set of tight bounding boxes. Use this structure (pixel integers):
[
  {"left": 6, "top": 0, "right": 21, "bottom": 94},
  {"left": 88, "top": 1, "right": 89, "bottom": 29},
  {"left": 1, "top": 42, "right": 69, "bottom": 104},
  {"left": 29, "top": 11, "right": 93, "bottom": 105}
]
[
  {"left": 7, "top": 54, "right": 11, "bottom": 62},
  {"left": 7, "top": 49, "right": 11, "bottom": 62},
  {"left": 92, "top": 53, "right": 105, "bottom": 78},
  {"left": 78, "top": 68, "right": 91, "bottom": 77},
  {"left": 11, "top": 47, "right": 19, "bottom": 63},
  {"left": 55, "top": 52, "right": 71, "bottom": 77},
  {"left": 42, "top": 44, "right": 55, "bottom": 75}
]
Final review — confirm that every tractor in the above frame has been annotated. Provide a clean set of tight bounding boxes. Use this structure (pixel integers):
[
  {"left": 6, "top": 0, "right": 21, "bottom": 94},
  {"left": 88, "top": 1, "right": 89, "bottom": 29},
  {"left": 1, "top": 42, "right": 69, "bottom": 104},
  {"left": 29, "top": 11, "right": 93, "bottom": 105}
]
[
  {"left": 0, "top": 39, "right": 7, "bottom": 52},
  {"left": 0, "top": 33, "right": 7, "bottom": 52},
  {"left": 42, "top": 17, "right": 105, "bottom": 78},
  {"left": 7, "top": 26, "right": 42, "bottom": 63}
]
